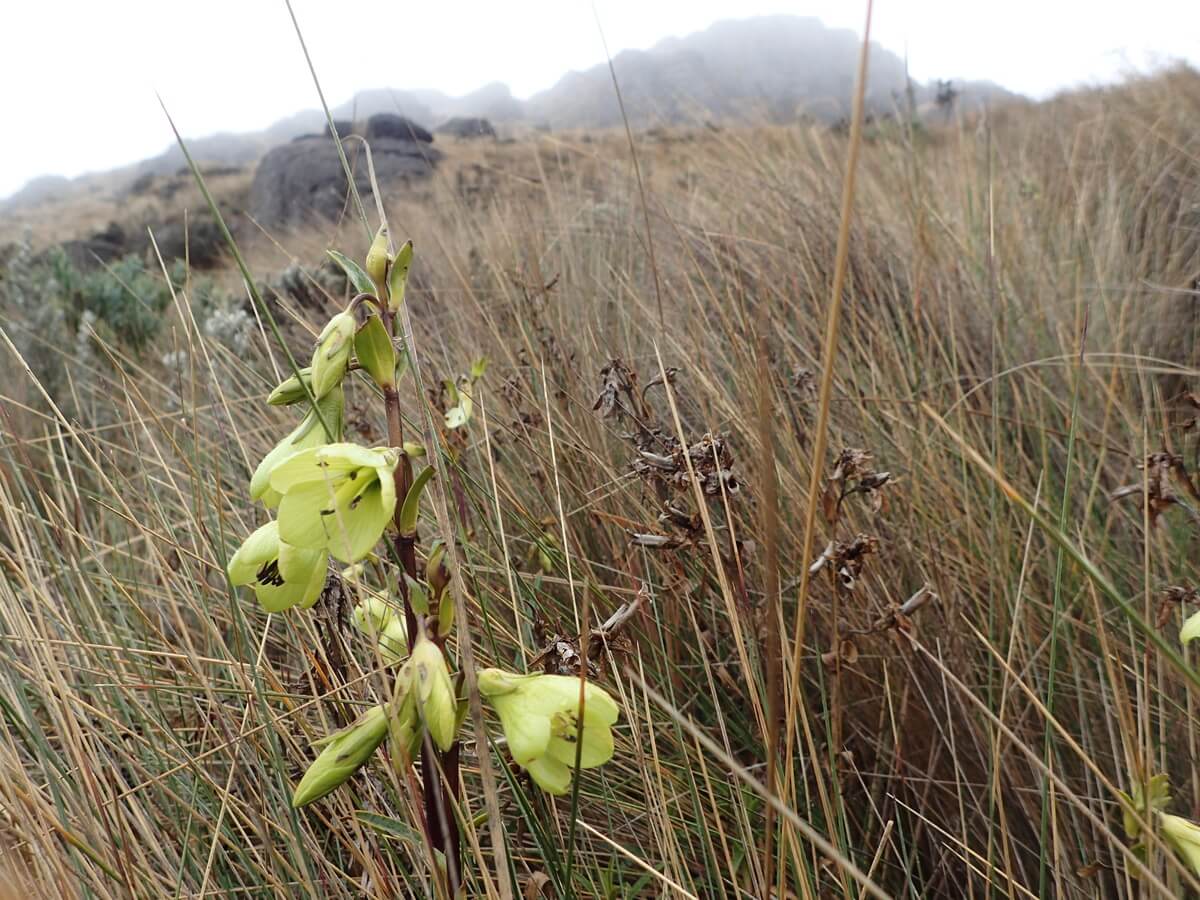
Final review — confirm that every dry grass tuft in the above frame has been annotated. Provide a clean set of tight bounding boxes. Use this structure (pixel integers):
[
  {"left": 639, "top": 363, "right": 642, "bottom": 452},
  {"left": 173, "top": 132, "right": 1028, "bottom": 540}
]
[{"left": 2, "top": 65, "right": 1200, "bottom": 897}]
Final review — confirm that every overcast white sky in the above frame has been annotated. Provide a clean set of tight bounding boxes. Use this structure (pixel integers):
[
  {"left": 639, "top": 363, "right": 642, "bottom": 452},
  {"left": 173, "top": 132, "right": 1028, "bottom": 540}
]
[{"left": 1, "top": 1, "right": 1197, "bottom": 198}]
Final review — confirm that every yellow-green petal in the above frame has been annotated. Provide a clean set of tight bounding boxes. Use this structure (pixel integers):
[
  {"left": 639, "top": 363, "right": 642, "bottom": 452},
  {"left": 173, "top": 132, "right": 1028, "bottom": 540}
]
[
  {"left": 276, "top": 542, "right": 328, "bottom": 611},
  {"left": 228, "top": 521, "right": 280, "bottom": 584},
  {"left": 269, "top": 443, "right": 392, "bottom": 493},
  {"left": 1162, "top": 814, "right": 1200, "bottom": 876},
  {"left": 1182, "top": 610, "right": 1200, "bottom": 645},
  {"left": 524, "top": 755, "right": 572, "bottom": 795},
  {"left": 325, "top": 481, "right": 392, "bottom": 564},
  {"left": 250, "top": 391, "right": 343, "bottom": 507},
  {"left": 277, "top": 481, "right": 336, "bottom": 549},
  {"left": 545, "top": 718, "right": 614, "bottom": 769},
  {"left": 477, "top": 668, "right": 531, "bottom": 697},
  {"left": 492, "top": 693, "right": 552, "bottom": 764}
]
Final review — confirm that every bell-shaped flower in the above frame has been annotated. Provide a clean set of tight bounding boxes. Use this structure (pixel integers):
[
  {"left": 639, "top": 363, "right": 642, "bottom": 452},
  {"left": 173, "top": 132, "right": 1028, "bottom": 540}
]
[
  {"left": 443, "top": 376, "right": 476, "bottom": 430},
  {"left": 291, "top": 705, "right": 389, "bottom": 808},
  {"left": 352, "top": 595, "right": 408, "bottom": 665},
  {"left": 1162, "top": 813, "right": 1200, "bottom": 877},
  {"left": 250, "top": 389, "right": 344, "bottom": 508},
  {"left": 270, "top": 443, "right": 398, "bottom": 564},
  {"left": 1182, "top": 611, "right": 1200, "bottom": 645},
  {"left": 227, "top": 520, "right": 328, "bottom": 612},
  {"left": 409, "top": 634, "right": 458, "bottom": 751},
  {"left": 310, "top": 311, "right": 356, "bottom": 400},
  {"left": 477, "top": 668, "right": 619, "bottom": 795}
]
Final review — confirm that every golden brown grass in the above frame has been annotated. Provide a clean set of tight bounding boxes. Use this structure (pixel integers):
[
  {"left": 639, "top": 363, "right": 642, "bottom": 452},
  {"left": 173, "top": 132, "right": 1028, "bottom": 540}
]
[{"left": 2, "top": 64, "right": 1200, "bottom": 897}]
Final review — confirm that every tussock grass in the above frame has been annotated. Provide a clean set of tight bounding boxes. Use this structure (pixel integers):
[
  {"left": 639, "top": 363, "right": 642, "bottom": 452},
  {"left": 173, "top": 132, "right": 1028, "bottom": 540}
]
[{"left": 2, "top": 65, "right": 1200, "bottom": 897}]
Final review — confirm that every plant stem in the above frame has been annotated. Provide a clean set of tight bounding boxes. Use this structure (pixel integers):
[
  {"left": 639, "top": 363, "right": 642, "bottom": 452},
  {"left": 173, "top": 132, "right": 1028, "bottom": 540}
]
[{"left": 380, "top": 305, "right": 461, "bottom": 895}]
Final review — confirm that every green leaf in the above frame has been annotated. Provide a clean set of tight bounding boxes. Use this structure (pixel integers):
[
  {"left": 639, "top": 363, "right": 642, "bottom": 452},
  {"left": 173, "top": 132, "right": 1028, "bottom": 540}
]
[
  {"left": 354, "top": 314, "right": 396, "bottom": 388},
  {"left": 387, "top": 240, "right": 413, "bottom": 312},
  {"left": 398, "top": 465, "right": 436, "bottom": 537},
  {"left": 405, "top": 574, "right": 430, "bottom": 616},
  {"left": 327, "top": 249, "right": 377, "bottom": 296}
]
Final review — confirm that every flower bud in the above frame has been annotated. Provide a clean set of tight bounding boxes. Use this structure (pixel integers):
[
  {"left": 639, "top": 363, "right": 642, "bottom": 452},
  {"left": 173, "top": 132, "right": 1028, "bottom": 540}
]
[
  {"left": 365, "top": 225, "right": 390, "bottom": 294},
  {"left": 291, "top": 705, "right": 389, "bottom": 807},
  {"left": 410, "top": 635, "right": 457, "bottom": 751},
  {"left": 351, "top": 595, "right": 408, "bottom": 665},
  {"left": 267, "top": 367, "right": 314, "bottom": 406},
  {"left": 310, "top": 311, "right": 356, "bottom": 400},
  {"left": 388, "top": 665, "right": 423, "bottom": 761}
]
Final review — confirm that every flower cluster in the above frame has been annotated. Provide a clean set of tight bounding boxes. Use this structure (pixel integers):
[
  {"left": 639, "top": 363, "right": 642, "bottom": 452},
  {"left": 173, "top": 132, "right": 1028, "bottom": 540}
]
[
  {"left": 228, "top": 300, "right": 400, "bottom": 610},
  {"left": 224, "top": 233, "right": 623, "bottom": 823}
]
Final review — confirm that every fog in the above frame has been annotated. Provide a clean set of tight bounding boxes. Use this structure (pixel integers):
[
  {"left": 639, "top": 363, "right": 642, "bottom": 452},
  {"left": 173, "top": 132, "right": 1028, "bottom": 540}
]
[{"left": 1, "top": 0, "right": 1196, "bottom": 197}]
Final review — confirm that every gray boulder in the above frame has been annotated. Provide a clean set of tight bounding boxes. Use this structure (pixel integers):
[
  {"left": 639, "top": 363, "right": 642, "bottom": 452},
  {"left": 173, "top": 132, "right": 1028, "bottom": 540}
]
[
  {"left": 365, "top": 114, "right": 433, "bottom": 143},
  {"left": 249, "top": 135, "right": 441, "bottom": 228},
  {"left": 436, "top": 117, "right": 497, "bottom": 140},
  {"left": 45, "top": 222, "right": 128, "bottom": 271},
  {"left": 150, "top": 217, "right": 225, "bottom": 268},
  {"left": 324, "top": 119, "right": 355, "bottom": 139}
]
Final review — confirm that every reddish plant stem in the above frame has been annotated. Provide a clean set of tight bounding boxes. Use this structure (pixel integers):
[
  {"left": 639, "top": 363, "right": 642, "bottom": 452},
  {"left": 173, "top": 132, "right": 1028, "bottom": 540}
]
[{"left": 379, "top": 306, "right": 461, "bottom": 895}]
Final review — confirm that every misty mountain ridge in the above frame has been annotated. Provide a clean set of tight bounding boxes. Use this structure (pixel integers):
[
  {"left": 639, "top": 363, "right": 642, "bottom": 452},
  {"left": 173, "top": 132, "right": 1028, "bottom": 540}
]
[
  {"left": 524, "top": 15, "right": 1013, "bottom": 128},
  {"left": 5, "top": 15, "right": 1017, "bottom": 204}
]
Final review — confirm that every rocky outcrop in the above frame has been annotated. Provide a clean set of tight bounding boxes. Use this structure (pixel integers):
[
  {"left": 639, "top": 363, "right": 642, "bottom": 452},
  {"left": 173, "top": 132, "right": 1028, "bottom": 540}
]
[
  {"left": 248, "top": 133, "right": 441, "bottom": 228},
  {"left": 324, "top": 119, "right": 355, "bottom": 139},
  {"left": 48, "top": 222, "right": 128, "bottom": 271},
  {"left": 436, "top": 117, "right": 497, "bottom": 140},
  {"left": 150, "top": 217, "right": 225, "bottom": 268},
  {"left": 365, "top": 114, "right": 433, "bottom": 143}
]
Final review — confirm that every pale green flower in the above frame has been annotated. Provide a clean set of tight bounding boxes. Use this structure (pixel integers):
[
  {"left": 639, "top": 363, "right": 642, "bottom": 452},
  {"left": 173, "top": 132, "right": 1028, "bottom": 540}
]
[
  {"left": 310, "top": 311, "right": 356, "bottom": 400},
  {"left": 227, "top": 520, "right": 328, "bottom": 613},
  {"left": 410, "top": 635, "right": 457, "bottom": 751},
  {"left": 1161, "top": 813, "right": 1200, "bottom": 877},
  {"left": 478, "top": 668, "right": 619, "bottom": 795},
  {"left": 352, "top": 595, "right": 408, "bottom": 665},
  {"left": 1182, "top": 610, "right": 1200, "bottom": 645},
  {"left": 270, "top": 443, "right": 398, "bottom": 564},
  {"left": 443, "top": 377, "right": 475, "bottom": 429},
  {"left": 292, "top": 705, "right": 389, "bottom": 808},
  {"left": 250, "top": 389, "right": 344, "bottom": 508}
]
